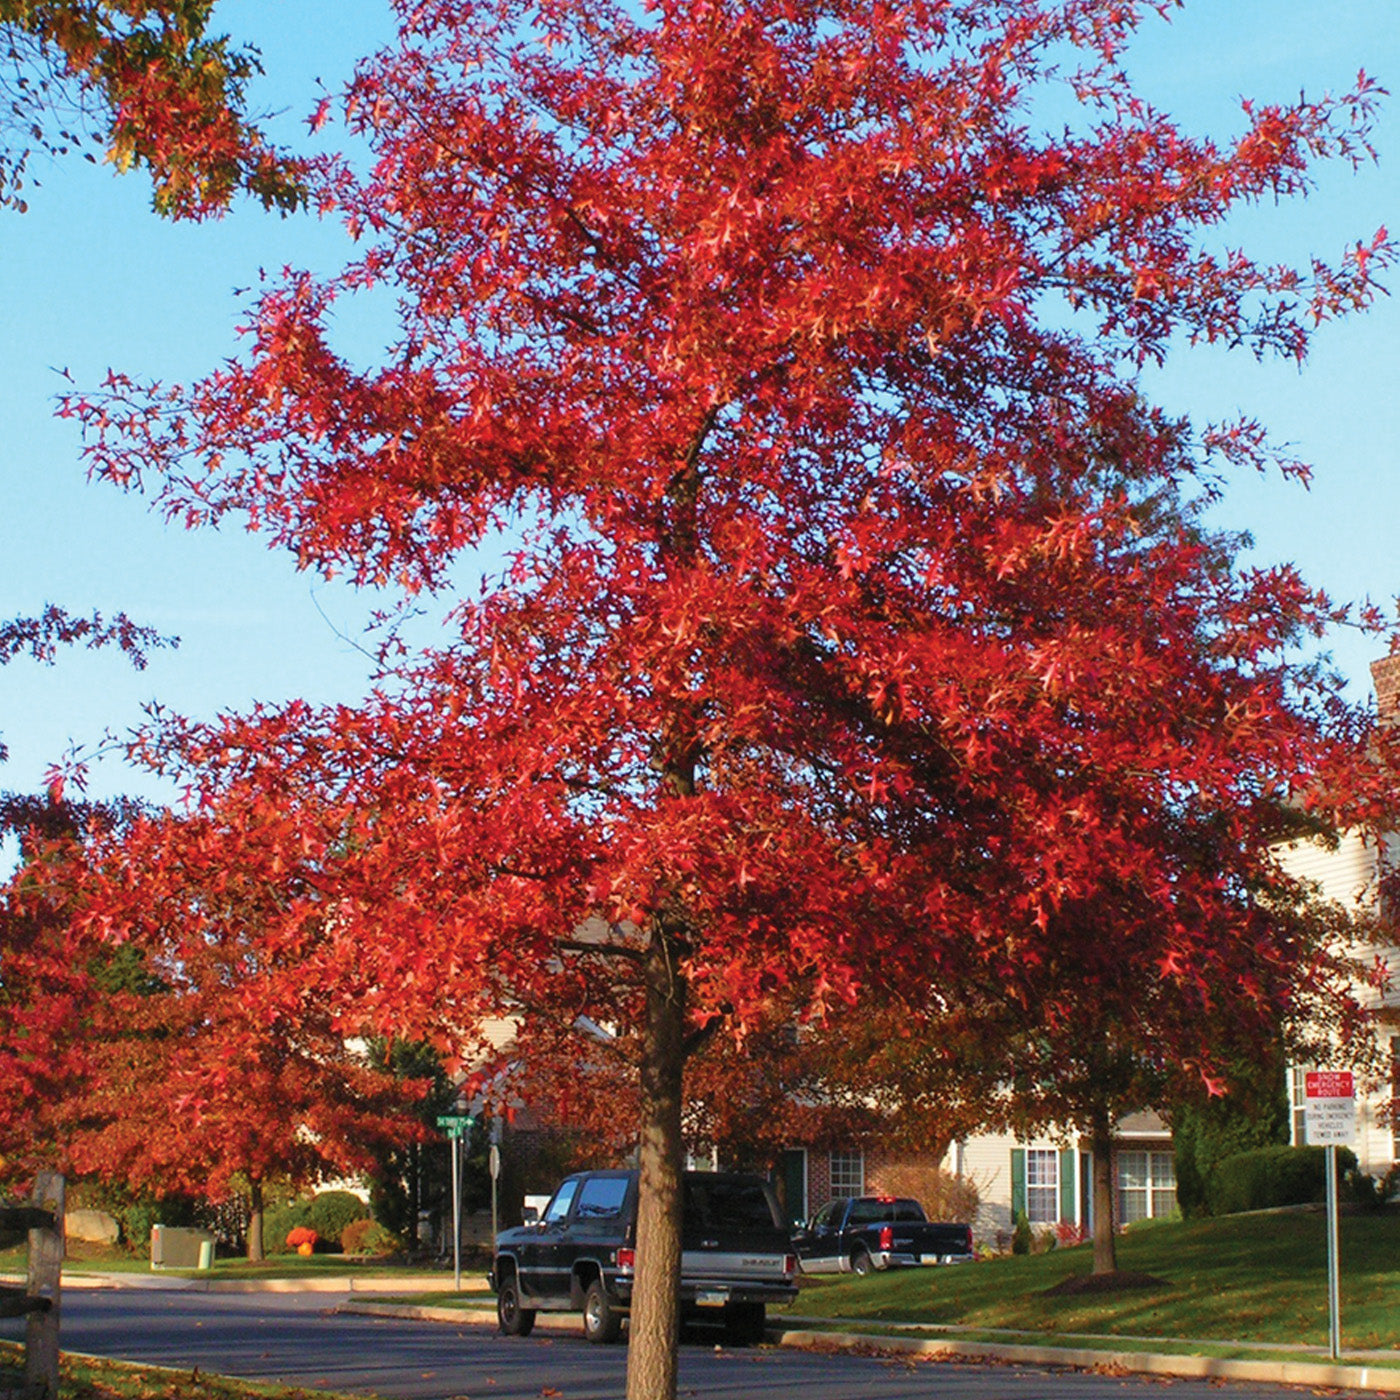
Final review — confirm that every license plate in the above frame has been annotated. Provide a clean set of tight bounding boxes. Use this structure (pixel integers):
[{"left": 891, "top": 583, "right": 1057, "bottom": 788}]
[{"left": 695, "top": 1290, "right": 728, "bottom": 1304}]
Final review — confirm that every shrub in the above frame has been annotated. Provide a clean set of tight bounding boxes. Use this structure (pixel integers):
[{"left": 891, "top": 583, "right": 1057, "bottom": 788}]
[
  {"left": 307, "top": 1190, "right": 372, "bottom": 1247},
  {"left": 285, "top": 1226, "right": 319, "bottom": 1251},
  {"left": 1171, "top": 1061, "right": 1289, "bottom": 1217},
  {"left": 341, "top": 1218, "right": 401, "bottom": 1257},
  {"left": 1344, "top": 1163, "right": 1400, "bottom": 1211},
  {"left": 1055, "top": 1220, "right": 1087, "bottom": 1248},
  {"left": 1207, "top": 1145, "right": 1358, "bottom": 1216},
  {"left": 1011, "top": 1210, "right": 1032, "bottom": 1255},
  {"left": 120, "top": 1196, "right": 198, "bottom": 1254},
  {"left": 264, "top": 1200, "right": 312, "bottom": 1255},
  {"left": 871, "top": 1163, "right": 980, "bottom": 1223}
]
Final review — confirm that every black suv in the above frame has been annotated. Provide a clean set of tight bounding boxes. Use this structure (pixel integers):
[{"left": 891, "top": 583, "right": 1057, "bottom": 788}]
[{"left": 491, "top": 1169, "right": 798, "bottom": 1344}]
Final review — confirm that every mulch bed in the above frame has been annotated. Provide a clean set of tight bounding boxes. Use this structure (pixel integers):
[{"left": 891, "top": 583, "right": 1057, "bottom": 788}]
[{"left": 1044, "top": 1270, "right": 1168, "bottom": 1296}]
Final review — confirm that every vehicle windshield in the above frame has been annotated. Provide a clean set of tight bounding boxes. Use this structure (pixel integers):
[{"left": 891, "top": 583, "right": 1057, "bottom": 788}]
[
  {"left": 847, "top": 1198, "right": 925, "bottom": 1225},
  {"left": 684, "top": 1178, "right": 780, "bottom": 1231},
  {"left": 543, "top": 1178, "right": 579, "bottom": 1224}
]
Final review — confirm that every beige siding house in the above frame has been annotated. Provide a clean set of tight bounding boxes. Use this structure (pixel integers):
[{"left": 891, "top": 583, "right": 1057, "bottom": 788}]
[
  {"left": 1274, "top": 654, "right": 1400, "bottom": 1178},
  {"left": 1278, "top": 807, "right": 1399, "bottom": 1172},
  {"left": 940, "top": 1113, "right": 1176, "bottom": 1246}
]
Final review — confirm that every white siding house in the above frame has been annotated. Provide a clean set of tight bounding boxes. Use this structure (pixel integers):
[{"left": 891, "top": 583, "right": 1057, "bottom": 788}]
[
  {"left": 1278, "top": 824, "right": 1399, "bottom": 1177},
  {"left": 945, "top": 1111, "right": 1176, "bottom": 1246},
  {"left": 1274, "top": 653, "right": 1400, "bottom": 1179}
]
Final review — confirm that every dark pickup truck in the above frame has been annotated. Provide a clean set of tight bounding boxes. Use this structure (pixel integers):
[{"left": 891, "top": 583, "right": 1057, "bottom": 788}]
[
  {"left": 792, "top": 1195, "right": 975, "bottom": 1274},
  {"left": 490, "top": 1169, "right": 798, "bottom": 1344}
]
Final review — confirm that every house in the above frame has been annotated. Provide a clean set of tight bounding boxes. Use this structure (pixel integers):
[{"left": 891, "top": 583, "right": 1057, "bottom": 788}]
[
  {"left": 1275, "top": 654, "right": 1400, "bottom": 1180},
  {"left": 952, "top": 1113, "right": 1178, "bottom": 1243},
  {"left": 773, "top": 1114, "right": 1177, "bottom": 1246}
]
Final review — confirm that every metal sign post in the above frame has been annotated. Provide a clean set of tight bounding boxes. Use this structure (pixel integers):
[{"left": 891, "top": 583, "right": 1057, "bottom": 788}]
[
  {"left": 436, "top": 1113, "right": 474, "bottom": 1292},
  {"left": 489, "top": 1124, "right": 502, "bottom": 1251},
  {"left": 1325, "top": 1144, "right": 1341, "bottom": 1361},
  {"left": 1303, "top": 1070, "right": 1356, "bottom": 1363}
]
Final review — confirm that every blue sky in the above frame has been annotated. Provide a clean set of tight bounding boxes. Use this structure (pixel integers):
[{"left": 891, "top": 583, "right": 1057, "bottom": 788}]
[{"left": 0, "top": 0, "right": 1396, "bottom": 825}]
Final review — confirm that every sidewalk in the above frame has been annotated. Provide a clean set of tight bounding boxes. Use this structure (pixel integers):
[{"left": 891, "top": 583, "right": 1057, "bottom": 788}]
[{"left": 4, "top": 1268, "right": 483, "bottom": 1296}]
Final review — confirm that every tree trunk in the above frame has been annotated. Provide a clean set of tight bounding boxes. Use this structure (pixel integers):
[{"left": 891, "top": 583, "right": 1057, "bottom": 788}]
[
  {"left": 247, "top": 1177, "right": 265, "bottom": 1262},
  {"left": 625, "top": 925, "right": 688, "bottom": 1400},
  {"left": 1089, "top": 1110, "right": 1117, "bottom": 1276}
]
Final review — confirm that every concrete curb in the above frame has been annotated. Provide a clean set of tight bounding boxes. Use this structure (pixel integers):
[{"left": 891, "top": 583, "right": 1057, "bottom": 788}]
[
  {"left": 3, "top": 1270, "right": 481, "bottom": 1296},
  {"left": 339, "top": 1299, "right": 1400, "bottom": 1394},
  {"left": 769, "top": 1327, "right": 1400, "bottom": 1394}
]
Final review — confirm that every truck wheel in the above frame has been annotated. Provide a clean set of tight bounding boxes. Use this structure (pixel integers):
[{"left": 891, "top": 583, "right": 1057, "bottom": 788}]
[
  {"left": 723, "top": 1302, "right": 766, "bottom": 1346},
  {"left": 850, "top": 1246, "right": 873, "bottom": 1277},
  {"left": 583, "top": 1278, "right": 622, "bottom": 1344},
  {"left": 497, "top": 1275, "right": 536, "bottom": 1337}
]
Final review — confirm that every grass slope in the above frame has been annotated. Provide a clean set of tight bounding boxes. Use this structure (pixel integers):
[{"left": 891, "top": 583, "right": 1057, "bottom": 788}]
[{"left": 789, "top": 1209, "right": 1400, "bottom": 1353}]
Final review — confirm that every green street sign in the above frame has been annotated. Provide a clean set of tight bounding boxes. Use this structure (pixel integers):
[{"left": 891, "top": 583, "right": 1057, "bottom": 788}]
[{"left": 436, "top": 1113, "right": 474, "bottom": 1138}]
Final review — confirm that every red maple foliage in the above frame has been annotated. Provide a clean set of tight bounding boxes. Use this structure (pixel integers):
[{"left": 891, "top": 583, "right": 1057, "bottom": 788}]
[
  {"left": 55, "top": 0, "right": 1395, "bottom": 1391},
  {"left": 1, "top": 0, "right": 303, "bottom": 216},
  {"left": 2, "top": 805, "right": 431, "bottom": 1257}
]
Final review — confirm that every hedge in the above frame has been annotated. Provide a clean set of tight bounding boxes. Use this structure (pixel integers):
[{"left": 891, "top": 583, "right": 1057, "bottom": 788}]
[
  {"left": 1207, "top": 1145, "right": 1358, "bottom": 1216},
  {"left": 307, "top": 1190, "right": 372, "bottom": 1246}
]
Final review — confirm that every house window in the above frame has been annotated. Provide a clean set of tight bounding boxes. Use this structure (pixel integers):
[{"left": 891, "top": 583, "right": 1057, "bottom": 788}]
[
  {"left": 829, "top": 1150, "right": 864, "bottom": 1198},
  {"left": 1289, "top": 1065, "right": 1312, "bottom": 1146},
  {"left": 1025, "top": 1148, "right": 1059, "bottom": 1225},
  {"left": 1392, "top": 1038, "right": 1400, "bottom": 1161},
  {"left": 1117, "top": 1150, "right": 1177, "bottom": 1224}
]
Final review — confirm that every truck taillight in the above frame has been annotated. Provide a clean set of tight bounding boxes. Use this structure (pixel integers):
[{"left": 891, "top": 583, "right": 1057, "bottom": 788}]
[
  {"left": 784, "top": 1254, "right": 797, "bottom": 1277},
  {"left": 878, "top": 1226, "right": 893, "bottom": 1251},
  {"left": 616, "top": 1248, "right": 635, "bottom": 1271}
]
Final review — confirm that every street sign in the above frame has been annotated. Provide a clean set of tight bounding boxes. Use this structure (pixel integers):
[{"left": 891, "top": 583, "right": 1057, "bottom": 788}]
[
  {"left": 1304, "top": 1070, "right": 1356, "bottom": 1146},
  {"left": 436, "top": 1113, "right": 474, "bottom": 1139},
  {"left": 1302, "top": 1070, "right": 1357, "bottom": 1362}
]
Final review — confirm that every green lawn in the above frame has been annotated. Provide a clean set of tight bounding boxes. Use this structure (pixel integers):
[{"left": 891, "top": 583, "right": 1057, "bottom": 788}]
[
  {"left": 0, "top": 1238, "right": 467, "bottom": 1281},
  {"left": 786, "top": 1209, "right": 1400, "bottom": 1355}
]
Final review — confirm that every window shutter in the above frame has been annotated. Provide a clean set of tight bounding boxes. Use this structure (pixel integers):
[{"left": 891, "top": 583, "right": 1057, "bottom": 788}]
[
  {"left": 1059, "top": 1149, "right": 1075, "bottom": 1224},
  {"left": 1010, "top": 1148, "right": 1026, "bottom": 1222}
]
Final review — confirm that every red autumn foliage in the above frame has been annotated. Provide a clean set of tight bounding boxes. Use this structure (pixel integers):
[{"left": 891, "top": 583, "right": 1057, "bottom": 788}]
[
  {"left": 47, "top": 0, "right": 1398, "bottom": 1393},
  {"left": 1, "top": 0, "right": 303, "bottom": 216},
  {"left": 1, "top": 802, "right": 431, "bottom": 1253}
]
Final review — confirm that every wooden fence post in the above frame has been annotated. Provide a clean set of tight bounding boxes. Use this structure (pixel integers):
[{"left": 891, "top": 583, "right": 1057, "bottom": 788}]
[
  {"left": 0, "top": 1171, "right": 62, "bottom": 1400},
  {"left": 23, "top": 1172, "right": 62, "bottom": 1400}
]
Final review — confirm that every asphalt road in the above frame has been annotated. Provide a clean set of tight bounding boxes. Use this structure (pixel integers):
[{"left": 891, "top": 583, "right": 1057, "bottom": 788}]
[{"left": 8, "top": 1288, "right": 1377, "bottom": 1400}]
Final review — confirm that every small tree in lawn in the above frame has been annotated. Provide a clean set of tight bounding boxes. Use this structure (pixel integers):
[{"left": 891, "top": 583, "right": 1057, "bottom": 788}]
[
  {"left": 8, "top": 810, "right": 432, "bottom": 1259},
  {"left": 63, "top": 0, "right": 1393, "bottom": 1393},
  {"left": 0, "top": 783, "right": 159, "bottom": 1192},
  {"left": 362, "top": 1037, "right": 461, "bottom": 1249},
  {"left": 842, "top": 846, "right": 1390, "bottom": 1276}
]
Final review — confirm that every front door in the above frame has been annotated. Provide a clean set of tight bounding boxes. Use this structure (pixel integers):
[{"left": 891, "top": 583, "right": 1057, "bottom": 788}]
[{"left": 776, "top": 1149, "right": 807, "bottom": 1230}]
